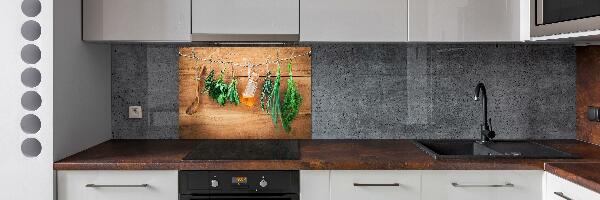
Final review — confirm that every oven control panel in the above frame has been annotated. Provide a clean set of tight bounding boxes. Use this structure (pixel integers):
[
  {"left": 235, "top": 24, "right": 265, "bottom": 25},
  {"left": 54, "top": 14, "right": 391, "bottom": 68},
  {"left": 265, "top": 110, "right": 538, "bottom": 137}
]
[{"left": 179, "top": 171, "right": 299, "bottom": 195}]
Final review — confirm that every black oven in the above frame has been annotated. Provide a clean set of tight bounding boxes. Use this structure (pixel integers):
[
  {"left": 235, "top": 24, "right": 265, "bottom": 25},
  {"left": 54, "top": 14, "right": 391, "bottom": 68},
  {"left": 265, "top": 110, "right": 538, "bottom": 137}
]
[
  {"left": 180, "top": 194, "right": 298, "bottom": 200},
  {"left": 179, "top": 171, "right": 299, "bottom": 200}
]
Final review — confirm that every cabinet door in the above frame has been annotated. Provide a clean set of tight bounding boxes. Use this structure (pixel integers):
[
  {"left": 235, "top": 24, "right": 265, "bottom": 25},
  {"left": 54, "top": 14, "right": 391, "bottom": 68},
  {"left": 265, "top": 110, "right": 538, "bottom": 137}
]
[
  {"left": 300, "top": 0, "right": 408, "bottom": 42},
  {"left": 421, "top": 170, "right": 543, "bottom": 200},
  {"left": 545, "top": 172, "right": 600, "bottom": 200},
  {"left": 57, "top": 170, "right": 178, "bottom": 200},
  {"left": 82, "top": 0, "right": 191, "bottom": 41},
  {"left": 409, "top": 0, "right": 529, "bottom": 42},
  {"left": 330, "top": 170, "right": 420, "bottom": 200},
  {"left": 300, "top": 171, "right": 330, "bottom": 200},
  {"left": 191, "top": 0, "right": 299, "bottom": 41}
]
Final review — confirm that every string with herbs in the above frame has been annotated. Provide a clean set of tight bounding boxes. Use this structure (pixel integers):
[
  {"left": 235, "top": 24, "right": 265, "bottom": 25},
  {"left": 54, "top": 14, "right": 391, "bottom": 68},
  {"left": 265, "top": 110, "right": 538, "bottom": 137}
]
[
  {"left": 179, "top": 50, "right": 311, "bottom": 69},
  {"left": 183, "top": 50, "right": 306, "bottom": 133}
]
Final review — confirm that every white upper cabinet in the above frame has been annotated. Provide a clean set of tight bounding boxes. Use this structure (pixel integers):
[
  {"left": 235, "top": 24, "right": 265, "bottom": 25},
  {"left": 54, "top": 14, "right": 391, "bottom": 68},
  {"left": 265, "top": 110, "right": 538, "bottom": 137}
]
[
  {"left": 191, "top": 0, "right": 300, "bottom": 41},
  {"left": 409, "top": 0, "right": 530, "bottom": 42},
  {"left": 81, "top": 0, "right": 532, "bottom": 42},
  {"left": 82, "top": 0, "right": 191, "bottom": 41},
  {"left": 300, "top": 0, "right": 409, "bottom": 42}
]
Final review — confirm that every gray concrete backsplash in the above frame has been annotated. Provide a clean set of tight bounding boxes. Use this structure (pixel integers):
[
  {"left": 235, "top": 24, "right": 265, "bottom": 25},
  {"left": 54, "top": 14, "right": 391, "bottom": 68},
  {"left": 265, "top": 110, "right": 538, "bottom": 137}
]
[{"left": 111, "top": 44, "right": 576, "bottom": 139}]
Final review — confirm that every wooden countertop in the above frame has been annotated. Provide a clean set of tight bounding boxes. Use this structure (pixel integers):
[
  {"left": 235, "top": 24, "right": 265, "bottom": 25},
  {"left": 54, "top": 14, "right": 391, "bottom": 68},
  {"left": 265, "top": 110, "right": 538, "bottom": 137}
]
[
  {"left": 54, "top": 139, "right": 600, "bottom": 194},
  {"left": 545, "top": 162, "right": 600, "bottom": 194},
  {"left": 54, "top": 139, "right": 600, "bottom": 170}
]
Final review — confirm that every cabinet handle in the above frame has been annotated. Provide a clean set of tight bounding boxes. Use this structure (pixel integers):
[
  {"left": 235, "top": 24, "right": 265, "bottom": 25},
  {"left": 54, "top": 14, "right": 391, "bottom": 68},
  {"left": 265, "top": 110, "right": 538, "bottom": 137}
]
[
  {"left": 451, "top": 182, "right": 514, "bottom": 188},
  {"left": 353, "top": 183, "right": 400, "bottom": 187},
  {"left": 85, "top": 184, "right": 149, "bottom": 188},
  {"left": 553, "top": 192, "right": 573, "bottom": 200}
]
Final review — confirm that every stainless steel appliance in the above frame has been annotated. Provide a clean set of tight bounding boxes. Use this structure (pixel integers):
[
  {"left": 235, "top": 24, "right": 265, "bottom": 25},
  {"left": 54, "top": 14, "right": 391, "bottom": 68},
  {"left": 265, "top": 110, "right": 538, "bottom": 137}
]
[
  {"left": 179, "top": 171, "right": 299, "bottom": 200},
  {"left": 532, "top": 0, "right": 600, "bottom": 37}
]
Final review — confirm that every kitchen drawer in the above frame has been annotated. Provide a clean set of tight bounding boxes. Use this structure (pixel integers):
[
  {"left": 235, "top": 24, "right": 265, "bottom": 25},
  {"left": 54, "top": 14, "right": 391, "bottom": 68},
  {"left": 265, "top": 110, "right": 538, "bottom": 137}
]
[
  {"left": 421, "top": 170, "right": 543, "bottom": 200},
  {"left": 330, "top": 170, "right": 420, "bottom": 200},
  {"left": 545, "top": 172, "right": 600, "bottom": 200},
  {"left": 57, "top": 170, "right": 178, "bottom": 200}
]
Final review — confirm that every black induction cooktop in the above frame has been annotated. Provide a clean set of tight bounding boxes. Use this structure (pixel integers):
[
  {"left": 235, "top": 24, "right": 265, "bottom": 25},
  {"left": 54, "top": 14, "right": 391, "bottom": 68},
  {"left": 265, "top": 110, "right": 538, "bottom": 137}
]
[{"left": 182, "top": 140, "right": 300, "bottom": 160}]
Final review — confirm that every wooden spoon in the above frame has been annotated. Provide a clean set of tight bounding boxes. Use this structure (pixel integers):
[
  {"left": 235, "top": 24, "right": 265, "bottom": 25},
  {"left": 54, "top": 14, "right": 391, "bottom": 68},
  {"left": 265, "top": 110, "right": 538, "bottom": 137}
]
[{"left": 186, "top": 66, "right": 207, "bottom": 115}]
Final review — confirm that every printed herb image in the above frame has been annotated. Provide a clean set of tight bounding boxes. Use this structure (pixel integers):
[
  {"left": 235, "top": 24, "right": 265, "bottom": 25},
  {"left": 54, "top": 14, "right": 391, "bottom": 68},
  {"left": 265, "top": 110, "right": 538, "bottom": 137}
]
[
  {"left": 260, "top": 71, "right": 273, "bottom": 112},
  {"left": 269, "top": 64, "right": 282, "bottom": 126},
  {"left": 281, "top": 62, "right": 302, "bottom": 133},
  {"left": 178, "top": 47, "right": 312, "bottom": 139}
]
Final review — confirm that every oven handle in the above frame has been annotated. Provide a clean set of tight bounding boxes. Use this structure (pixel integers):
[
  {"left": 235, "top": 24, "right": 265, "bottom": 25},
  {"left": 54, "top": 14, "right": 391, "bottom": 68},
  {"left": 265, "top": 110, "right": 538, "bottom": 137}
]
[{"left": 180, "top": 194, "right": 298, "bottom": 200}]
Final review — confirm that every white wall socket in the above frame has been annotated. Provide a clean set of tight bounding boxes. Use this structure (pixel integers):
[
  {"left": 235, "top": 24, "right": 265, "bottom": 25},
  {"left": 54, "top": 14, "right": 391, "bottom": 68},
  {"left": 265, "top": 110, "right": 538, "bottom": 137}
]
[{"left": 128, "top": 106, "right": 143, "bottom": 119}]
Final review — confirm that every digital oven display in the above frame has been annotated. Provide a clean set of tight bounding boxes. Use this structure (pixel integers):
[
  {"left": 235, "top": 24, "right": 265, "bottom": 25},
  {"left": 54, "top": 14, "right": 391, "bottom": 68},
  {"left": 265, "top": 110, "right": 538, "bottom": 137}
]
[{"left": 232, "top": 176, "right": 248, "bottom": 186}]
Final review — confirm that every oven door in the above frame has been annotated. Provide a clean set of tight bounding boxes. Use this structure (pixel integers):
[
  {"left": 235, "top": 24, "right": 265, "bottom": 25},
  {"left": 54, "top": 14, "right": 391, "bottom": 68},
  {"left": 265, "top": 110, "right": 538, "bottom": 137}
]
[
  {"left": 180, "top": 194, "right": 299, "bottom": 200},
  {"left": 532, "top": 0, "right": 600, "bottom": 37}
]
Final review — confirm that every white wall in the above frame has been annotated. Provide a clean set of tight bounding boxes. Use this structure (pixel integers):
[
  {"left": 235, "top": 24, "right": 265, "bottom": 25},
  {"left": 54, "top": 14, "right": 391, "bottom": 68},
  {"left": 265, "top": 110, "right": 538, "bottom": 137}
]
[
  {"left": 0, "top": 0, "right": 109, "bottom": 198},
  {"left": 53, "top": 0, "right": 112, "bottom": 161},
  {"left": 0, "top": 0, "right": 54, "bottom": 199}
]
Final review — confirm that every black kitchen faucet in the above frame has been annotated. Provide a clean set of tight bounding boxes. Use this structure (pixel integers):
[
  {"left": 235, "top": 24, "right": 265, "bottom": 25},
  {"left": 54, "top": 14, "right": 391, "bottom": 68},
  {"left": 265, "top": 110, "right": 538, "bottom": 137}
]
[{"left": 474, "top": 82, "right": 495, "bottom": 143}]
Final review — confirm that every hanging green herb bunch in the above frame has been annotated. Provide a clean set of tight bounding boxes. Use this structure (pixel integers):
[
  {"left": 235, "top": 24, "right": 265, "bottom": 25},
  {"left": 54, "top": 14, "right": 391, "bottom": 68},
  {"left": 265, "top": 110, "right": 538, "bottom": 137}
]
[
  {"left": 203, "top": 69, "right": 215, "bottom": 93},
  {"left": 268, "top": 64, "right": 282, "bottom": 126},
  {"left": 227, "top": 78, "right": 240, "bottom": 105},
  {"left": 260, "top": 71, "right": 273, "bottom": 112},
  {"left": 281, "top": 62, "right": 302, "bottom": 133},
  {"left": 204, "top": 68, "right": 237, "bottom": 106}
]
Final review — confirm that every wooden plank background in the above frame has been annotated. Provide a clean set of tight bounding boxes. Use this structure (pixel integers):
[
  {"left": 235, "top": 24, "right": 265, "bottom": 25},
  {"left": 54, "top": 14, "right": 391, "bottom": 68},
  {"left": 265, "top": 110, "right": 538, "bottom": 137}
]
[{"left": 179, "top": 47, "right": 312, "bottom": 139}]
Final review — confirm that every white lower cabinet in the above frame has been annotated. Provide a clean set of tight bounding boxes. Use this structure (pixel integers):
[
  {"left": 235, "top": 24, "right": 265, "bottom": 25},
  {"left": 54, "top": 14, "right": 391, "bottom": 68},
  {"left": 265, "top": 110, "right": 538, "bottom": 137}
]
[
  {"left": 57, "top": 170, "right": 178, "bottom": 200},
  {"left": 545, "top": 172, "right": 600, "bottom": 200},
  {"left": 58, "top": 170, "right": 599, "bottom": 200},
  {"left": 422, "top": 170, "right": 543, "bottom": 200},
  {"left": 301, "top": 170, "right": 331, "bottom": 200},
  {"left": 330, "top": 170, "right": 421, "bottom": 200}
]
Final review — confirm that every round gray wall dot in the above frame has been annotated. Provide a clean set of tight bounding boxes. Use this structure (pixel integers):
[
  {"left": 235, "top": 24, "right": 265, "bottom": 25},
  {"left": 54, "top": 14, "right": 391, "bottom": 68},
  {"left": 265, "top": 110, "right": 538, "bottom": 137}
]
[
  {"left": 21, "top": 91, "right": 41, "bottom": 111},
  {"left": 21, "top": 44, "right": 41, "bottom": 64},
  {"left": 21, "top": 20, "right": 41, "bottom": 41},
  {"left": 21, "top": 68, "right": 41, "bottom": 88},
  {"left": 21, "top": 114, "right": 41, "bottom": 134},
  {"left": 21, "top": 0, "right": 41, "bottom": 17},
  {"left": 21, "top": 138, "right": 42, "bottom": 157}
]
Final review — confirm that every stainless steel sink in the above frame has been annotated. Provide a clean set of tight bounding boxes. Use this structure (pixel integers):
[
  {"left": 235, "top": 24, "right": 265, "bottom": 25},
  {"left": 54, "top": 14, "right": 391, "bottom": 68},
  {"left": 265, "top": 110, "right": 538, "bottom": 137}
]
[{"left": 413, "top": 140, "right": 577, "bottom": 160}]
